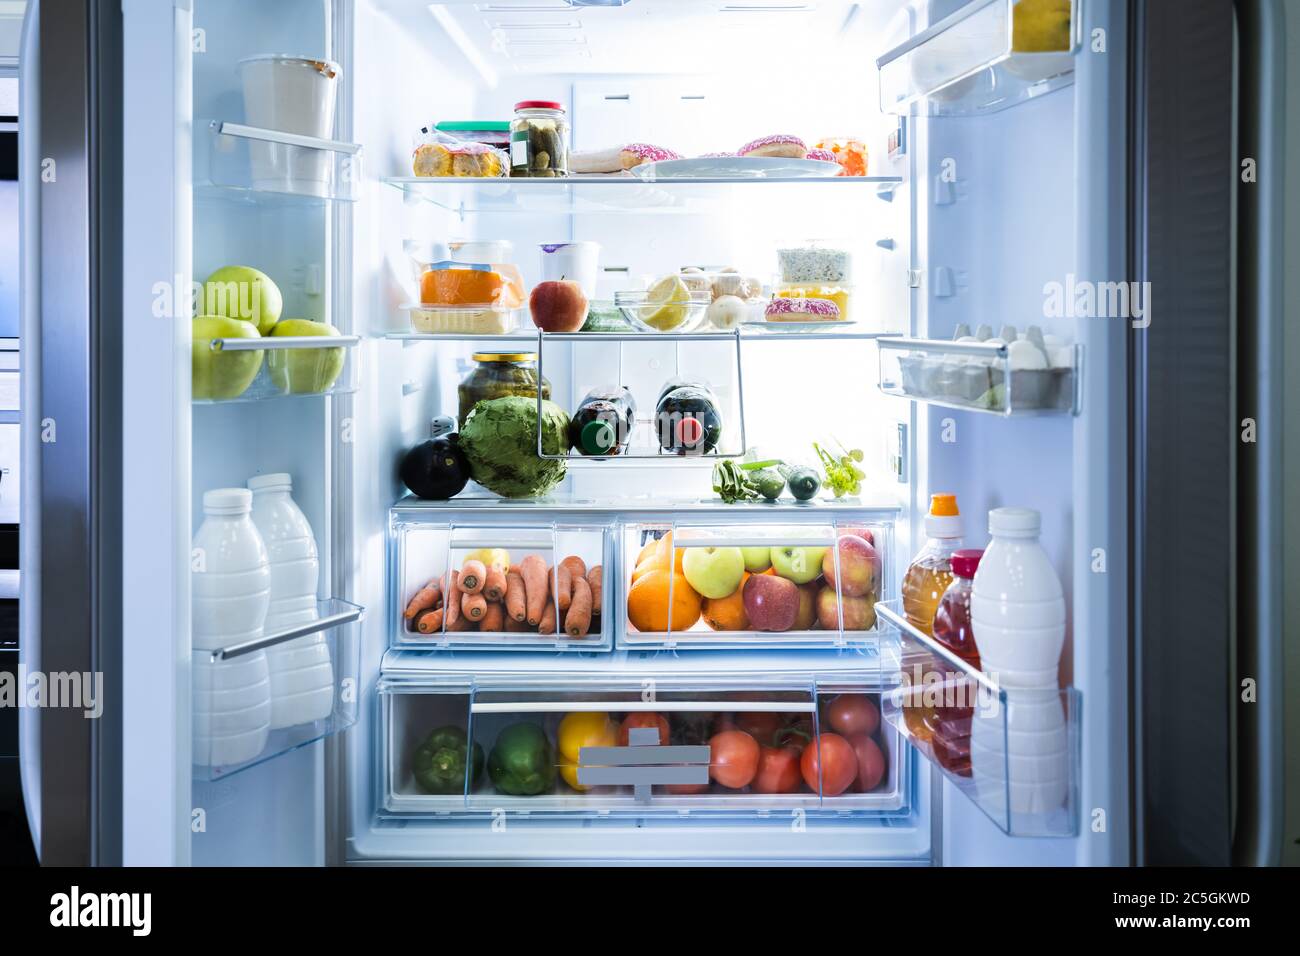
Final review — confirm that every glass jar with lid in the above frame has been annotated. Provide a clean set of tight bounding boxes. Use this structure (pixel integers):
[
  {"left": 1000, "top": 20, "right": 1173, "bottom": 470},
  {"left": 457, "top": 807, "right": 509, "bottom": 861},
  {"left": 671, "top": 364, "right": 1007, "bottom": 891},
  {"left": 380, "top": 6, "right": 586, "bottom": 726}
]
[
  {"left": 458, "top": 353, "right": 552, "bottom": 425},
  {"left": 509, "top": 101, "right": 569, "bottom": 177}
]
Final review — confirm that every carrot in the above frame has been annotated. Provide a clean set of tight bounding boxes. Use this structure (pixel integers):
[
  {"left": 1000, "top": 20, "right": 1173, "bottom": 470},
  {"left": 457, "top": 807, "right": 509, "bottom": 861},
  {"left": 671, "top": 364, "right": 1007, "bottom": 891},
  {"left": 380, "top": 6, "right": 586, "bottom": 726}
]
[
  {"left": 504, "top": 569, "right": 527, "bottom": 622},
  {"left": 483, "top": 564, "right": 508, "bottom": 602},
  {"left": 460, "top": 558, "right": 487, "bottom": 594},
  {"left": 505, "top": 614, "right": 532, "bottom": 632},
  {"left": 586, "top": 565, "right": 603, "bottom": 616},
  {"left": 403, "top": 579, "right": 442, "bottom": 620},
  {"left": 537, "top": 598, "right": 558, "bottom": 635},
  {"left": 480, "top": 601, "right": 505, "bottom": 632},
  {"left": 560, "top": 555, "right": 588, "bottom": 585},
  {"left": 553, "top": 563, "right": 571, "bottom": 613},
  {"left": 461, "top": 590, "right": 487, "bottom": 621},
  {"left": 519, "top": 555, "right": 548, "bottom": 626},
  {"left": 447, "top": 615, "right": 475, "bottom": 632},
  {"left": 444, "top": 569, "right": 462, "bottom": 628},
  {"left": 565, "top": 577, "right": 593, "bottom": 637},
  {"left": 414, "top": 607, "right": 444, "bottom": 634}
]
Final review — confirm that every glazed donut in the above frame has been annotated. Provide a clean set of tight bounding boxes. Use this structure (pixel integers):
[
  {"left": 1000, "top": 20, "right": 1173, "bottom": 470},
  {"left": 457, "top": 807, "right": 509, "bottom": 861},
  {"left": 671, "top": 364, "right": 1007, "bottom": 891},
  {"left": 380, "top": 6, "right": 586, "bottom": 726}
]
[
  {"left": 738, "top": 134, "right": 807, "bottom": 159},
  {"left": 764, "top": 297, "right": 841, "bottom": 322}
]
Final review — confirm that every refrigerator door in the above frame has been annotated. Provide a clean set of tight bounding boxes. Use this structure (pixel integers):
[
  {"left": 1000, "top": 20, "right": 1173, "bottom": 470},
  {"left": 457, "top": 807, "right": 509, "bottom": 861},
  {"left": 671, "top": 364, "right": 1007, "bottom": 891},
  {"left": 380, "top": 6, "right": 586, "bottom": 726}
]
[{"left": 18, "top": 0, "right": 127, "bottom": 866}]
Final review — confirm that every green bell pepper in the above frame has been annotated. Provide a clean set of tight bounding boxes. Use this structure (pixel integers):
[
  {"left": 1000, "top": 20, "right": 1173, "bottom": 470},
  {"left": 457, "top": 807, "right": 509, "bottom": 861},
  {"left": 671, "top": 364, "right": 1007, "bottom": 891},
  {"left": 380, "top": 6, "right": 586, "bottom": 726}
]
[
  {"left": 487, "top": 722, "right": 557, "bottom": 796},
  {"left": 412, "top": 725, "right": 484, "bottom": 795}
]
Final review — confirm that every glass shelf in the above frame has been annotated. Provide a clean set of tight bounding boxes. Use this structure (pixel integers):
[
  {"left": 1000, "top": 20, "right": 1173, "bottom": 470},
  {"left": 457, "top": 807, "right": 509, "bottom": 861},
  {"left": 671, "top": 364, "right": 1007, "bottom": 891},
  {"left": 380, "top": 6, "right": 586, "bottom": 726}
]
[
  {"left": 876, "top": 600, "right": 1079, "bottom": 837},
  {"left": 200, "top": 120, "right": 363, "bottom": 203},
  {"left": 382, "top": 174, "right": 903, "bottom": 216},
  {"left": 193, "top": 598, "right": 363, "bottom": 782},
  {"left": 385, "top": 325, "right": 889, "bottom": 343},
  {"left": 877, "top": 336, "right": 1080, "bottom": 416},
  {"left": 877, "top": 0, "right": 1080, "bottom": 116},
  {"left": 192, "top": 334, "right": 360, "bottom": 404}
]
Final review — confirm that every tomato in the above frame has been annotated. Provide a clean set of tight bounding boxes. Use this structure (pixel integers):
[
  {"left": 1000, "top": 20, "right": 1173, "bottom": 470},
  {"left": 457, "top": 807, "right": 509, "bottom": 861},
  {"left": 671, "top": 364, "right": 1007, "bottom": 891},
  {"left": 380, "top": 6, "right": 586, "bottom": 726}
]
[
  {"left": 708, "top": 730, "right": 760, "bottom": 789},
  {"left": 775, "top": 718, "right": 814, "bottom": 753},
  {"left": 825, "top": 694, "right": 880, "bottom": 737},
  {"left": 736, "top": 712, "right": 783, "bottom": 745},
  {"left": 849, "top": 734, "right": 887, "bottom": 792},
  {"left": 618, "top": 712, "right": 670, "bottom": 747},
  {"left": 751, "top": 745, "right": 803, "bottom": 794},
  {"left": 800, "top": 733, "right": 858, "bottom": 796}
]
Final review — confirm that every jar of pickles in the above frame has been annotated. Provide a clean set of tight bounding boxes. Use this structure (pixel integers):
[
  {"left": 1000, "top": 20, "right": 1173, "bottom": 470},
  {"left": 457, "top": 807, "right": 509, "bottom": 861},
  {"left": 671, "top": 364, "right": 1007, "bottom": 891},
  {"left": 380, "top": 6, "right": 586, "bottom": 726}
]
[
  {"left": 509, "top": 101, "right": 568, "bottom": 178},
  {"left": 458, "top": 353, "right": 552, "bottom": 425}
]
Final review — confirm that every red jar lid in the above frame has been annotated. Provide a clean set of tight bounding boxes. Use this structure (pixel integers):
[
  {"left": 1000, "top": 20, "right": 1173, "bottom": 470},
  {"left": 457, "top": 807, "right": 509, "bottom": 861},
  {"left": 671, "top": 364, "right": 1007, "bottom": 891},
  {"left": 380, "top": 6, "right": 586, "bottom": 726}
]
[
  {"left": 950, "top": 548, "right": 984, "bottom": 579},
  {"left": 515, "top": 100, "right": 564, "bottom": 112}
]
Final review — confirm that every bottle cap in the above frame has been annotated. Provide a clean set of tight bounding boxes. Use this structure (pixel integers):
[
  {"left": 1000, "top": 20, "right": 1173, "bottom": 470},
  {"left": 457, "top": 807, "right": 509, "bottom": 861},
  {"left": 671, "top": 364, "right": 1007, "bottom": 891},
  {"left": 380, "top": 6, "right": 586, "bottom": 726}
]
[
  {"left": 580, "top": 419, "right": 617, "bottom": 455},
  {"left": 204, "top": 488, "right": 253, "bottom": 515},
  {"left": 950, "top": 548, "right": 984, "bottom": 578},
  {"left": 676, "top": 416, "right": 705, "bottom": 448},
  {"left": 247, "top": 473, "right": 292, "bottom": 494},
  {"left": 989, "top": 506, "right": 1041, "bottom": 537},
  {"left": 929, "top": 493, "right": 959, "bottom": 516},
  {"left": 924, "top": 493, "right": 962, "bottom": 539}
]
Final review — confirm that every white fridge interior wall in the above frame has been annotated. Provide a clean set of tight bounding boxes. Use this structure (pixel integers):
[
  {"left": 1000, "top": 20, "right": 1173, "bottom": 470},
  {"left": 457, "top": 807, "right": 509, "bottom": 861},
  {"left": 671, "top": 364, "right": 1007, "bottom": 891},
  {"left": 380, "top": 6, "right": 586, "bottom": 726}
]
[{"left": 187, "top": 0, "right": 335, "bottom": 867}]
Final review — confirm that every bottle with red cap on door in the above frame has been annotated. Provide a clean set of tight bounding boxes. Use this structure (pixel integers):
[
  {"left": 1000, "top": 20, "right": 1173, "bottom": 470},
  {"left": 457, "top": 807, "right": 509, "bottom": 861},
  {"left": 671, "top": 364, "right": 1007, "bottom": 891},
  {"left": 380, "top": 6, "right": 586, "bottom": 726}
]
[{"left": 926, "top": 548, "right": 984, "bottom": 777}]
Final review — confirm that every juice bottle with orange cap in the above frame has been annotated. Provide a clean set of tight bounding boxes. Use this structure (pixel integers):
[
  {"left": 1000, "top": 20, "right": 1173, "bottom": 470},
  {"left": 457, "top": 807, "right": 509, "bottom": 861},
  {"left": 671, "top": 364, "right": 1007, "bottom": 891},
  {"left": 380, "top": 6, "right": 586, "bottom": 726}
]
[{"left": 900, "top": 493, "right": 964, "bottom": 742}]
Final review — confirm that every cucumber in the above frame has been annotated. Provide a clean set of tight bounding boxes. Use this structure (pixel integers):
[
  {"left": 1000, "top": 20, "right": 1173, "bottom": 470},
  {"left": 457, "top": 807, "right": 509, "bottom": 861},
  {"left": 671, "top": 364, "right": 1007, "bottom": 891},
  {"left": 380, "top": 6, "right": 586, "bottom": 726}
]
[{"left": 753, "top": 468, "right": 786, "bottom": 501}]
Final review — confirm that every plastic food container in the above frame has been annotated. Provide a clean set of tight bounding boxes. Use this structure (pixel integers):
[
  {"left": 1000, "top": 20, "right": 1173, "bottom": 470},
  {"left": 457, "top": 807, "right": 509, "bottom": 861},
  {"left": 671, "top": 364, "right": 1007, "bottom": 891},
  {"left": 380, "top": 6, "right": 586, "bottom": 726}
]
[
  {"left": 435, "top": 121, "right": 511, "bottom": 149},
  {"left": 458, "top": 353, "right": 551, "bottom": 425},
  {"left": 774, "top": 282, "right": 853, "bottom": 321},
  {"left": 411, "top": 253, "right": 527, "bottom": 335},
  {"left": 510, "top": 101, "right": 569, "bottom": 178},
  {"left": 614, "top": 289, "right": 712, "bottom": 334},
  {"left": 540, "top": 242, "right": 601, "bottom": 299},
  {"left": 776, "top": 242, "right": 853, "bottom": 284},
  {"left": 238, "top": 55, "right": 341, "bottom": 195}
]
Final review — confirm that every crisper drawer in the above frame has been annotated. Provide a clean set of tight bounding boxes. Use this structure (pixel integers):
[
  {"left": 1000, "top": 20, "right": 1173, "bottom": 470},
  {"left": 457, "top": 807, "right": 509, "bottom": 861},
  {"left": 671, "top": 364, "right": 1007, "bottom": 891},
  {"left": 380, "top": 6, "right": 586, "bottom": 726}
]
[
  {"left": 620, "top": 518, "right": 893, "bottom": 650},
  {"left": 378, "top": 676, "right": 906, "bottom": 817},
  {"left": 389, "top": 516, "right": 612, "bottom": 651}
]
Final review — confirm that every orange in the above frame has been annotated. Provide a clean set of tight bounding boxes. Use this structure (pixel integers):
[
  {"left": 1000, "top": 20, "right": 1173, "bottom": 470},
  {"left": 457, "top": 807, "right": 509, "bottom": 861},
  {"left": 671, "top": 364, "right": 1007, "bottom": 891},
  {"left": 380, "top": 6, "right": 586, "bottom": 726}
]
[
  {"left": 655, "top": 532, "right": 686, "bottom": 573},
  {"left": 636, "top": 537, "right": 660, "bottom": 566},
  {"left": 626, "top": 568, "right": 701, "bottom": 633},
  {"left": 702, "top": 572, "right": 750, "bottom": 631},
  {"left": 631, "top": 532, "right": 684, "bottom": 583}
]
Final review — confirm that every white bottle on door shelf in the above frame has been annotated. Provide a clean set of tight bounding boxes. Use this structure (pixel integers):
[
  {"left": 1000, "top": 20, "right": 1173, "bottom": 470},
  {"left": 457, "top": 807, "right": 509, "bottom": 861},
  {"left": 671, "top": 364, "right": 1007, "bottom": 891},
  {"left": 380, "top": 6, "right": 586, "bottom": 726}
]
[
  {"left": 969, "top": 507, "right": 1068, "bottom": 817},
  {"left": 248, "top": 473, "right": 334, "bottom": 729},
  {"left": 191, "top": 488, "right": 272, "bottom": 767}
]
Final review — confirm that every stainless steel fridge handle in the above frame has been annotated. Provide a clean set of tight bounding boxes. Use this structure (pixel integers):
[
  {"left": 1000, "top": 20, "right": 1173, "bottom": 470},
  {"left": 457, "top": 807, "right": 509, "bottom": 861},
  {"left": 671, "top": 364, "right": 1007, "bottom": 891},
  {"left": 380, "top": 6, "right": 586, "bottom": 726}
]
[
  {"left": 16, "top": 0, "right": 42, "bottom": 860},
  {"left": 1231, "top": 0, "right": 1286, "bottom": 867}
]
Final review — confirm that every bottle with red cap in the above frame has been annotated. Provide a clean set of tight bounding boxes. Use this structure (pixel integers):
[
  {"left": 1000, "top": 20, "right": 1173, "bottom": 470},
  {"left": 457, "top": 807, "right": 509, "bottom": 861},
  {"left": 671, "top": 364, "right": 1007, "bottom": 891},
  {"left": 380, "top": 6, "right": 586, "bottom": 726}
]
[
  {"left": 655, "top": 379, "right": 723, "bottom": 456},
  {"left": 926, "top": 548, "right": 984, "bottom": 777},
  {"left": 510, "top": 101, "right": 569, "bottom": 177}
]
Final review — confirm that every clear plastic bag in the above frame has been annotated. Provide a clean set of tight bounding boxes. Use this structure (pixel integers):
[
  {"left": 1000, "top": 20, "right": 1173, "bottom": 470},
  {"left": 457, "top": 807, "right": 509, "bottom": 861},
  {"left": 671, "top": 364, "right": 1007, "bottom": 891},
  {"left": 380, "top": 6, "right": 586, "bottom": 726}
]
[{"left": 411, "top": 128, "right": 509, "bottom": 178}]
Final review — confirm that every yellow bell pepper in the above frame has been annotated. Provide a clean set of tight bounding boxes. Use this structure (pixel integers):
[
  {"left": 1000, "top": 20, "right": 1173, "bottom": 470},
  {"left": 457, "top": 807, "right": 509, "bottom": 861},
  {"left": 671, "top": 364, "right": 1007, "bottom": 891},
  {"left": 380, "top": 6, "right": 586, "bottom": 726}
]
[{"left": 557, "top": 712, "right": 618, "bottom": 792}]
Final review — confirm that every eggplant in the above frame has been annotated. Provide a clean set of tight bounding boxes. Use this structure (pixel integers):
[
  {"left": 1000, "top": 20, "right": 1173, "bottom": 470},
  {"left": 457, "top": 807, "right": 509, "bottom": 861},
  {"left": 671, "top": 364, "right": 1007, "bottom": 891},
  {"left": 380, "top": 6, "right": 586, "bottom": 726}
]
[{"left": 401, "top": 434, "right": 470, "bottom": 500}]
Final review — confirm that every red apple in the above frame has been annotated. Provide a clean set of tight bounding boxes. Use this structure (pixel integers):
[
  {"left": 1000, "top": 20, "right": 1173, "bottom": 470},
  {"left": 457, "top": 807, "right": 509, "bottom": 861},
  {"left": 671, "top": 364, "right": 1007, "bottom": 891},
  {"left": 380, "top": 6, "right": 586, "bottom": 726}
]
[
  {"left": 822, "top": 534, "right": 880, "bottom": 598},
  {"left": 792, "top": 580, "right": 820, "bottom": 630},
  {"left": 816, "top": 587, "right": 877, "bottom": 631},
  {"left": 839, "top": 526, "right": 876, "bottom": 546},
  {"left": 743, "top": 573, "right": 800, "bottom": 631},
  {"left": 529, "top": 280, "right": 588, "bottom": 333}
]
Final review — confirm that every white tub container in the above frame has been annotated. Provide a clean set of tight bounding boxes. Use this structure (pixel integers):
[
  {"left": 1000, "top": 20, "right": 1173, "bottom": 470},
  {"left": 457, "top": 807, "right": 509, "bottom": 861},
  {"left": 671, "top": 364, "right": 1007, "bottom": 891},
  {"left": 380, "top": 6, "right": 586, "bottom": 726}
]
[{"left": 238, "top": 55, "right": 341, "bottom": 195}]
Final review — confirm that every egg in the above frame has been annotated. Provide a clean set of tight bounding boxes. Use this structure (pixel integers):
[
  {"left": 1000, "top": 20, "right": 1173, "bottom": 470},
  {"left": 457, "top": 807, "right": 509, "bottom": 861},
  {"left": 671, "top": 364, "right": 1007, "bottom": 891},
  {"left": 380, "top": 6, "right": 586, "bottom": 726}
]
[{"left": 1008, "top": 338, "right": 1049, "bottom": 370}]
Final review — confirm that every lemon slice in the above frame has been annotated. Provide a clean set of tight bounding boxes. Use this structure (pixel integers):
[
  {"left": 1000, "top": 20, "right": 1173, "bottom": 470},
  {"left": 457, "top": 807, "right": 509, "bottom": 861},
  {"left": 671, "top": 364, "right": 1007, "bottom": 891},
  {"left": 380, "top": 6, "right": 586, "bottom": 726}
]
[{"left": 640, "top": 275, "right": 691, "bottom": 331}]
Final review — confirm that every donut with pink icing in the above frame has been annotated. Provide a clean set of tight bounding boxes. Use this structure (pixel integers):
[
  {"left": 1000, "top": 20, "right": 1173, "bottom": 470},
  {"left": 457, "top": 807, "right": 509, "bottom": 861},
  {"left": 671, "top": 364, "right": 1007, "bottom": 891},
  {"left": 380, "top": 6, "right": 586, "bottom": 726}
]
[
  {"left": 805, "top": 147, "right": 838, "bottom": 163},
  {"left": 764, "top": 297, "right": 841, "bottom": 321},
  {"left": 738, "top": 134, "right": 807, "bottom": 159},
  {"left": 570, "top": 142, "right": 680, "bottom": 173}
]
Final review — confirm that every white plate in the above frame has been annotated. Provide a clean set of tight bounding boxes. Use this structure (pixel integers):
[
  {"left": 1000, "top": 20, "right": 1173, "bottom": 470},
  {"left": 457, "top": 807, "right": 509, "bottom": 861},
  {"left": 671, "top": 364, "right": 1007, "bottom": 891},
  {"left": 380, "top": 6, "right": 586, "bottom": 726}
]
[
  {"left": 743, "top": 319, "right": 859, "bottom": 332},
  {"left": 632, "top": 157, "right": 842, "bottom": 180}
]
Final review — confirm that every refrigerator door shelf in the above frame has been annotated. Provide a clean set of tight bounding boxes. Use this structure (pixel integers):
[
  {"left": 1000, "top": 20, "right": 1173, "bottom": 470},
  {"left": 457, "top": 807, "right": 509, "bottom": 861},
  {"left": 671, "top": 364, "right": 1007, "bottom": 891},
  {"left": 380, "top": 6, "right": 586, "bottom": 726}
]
[
  {"left": 390, "top": 519, "right": 615, "bottom": 652},
  {"left": 878, "top": 337, "right": 1081, "bottom": 417},
  {"left": 876, "top": 0, "right": 1082, "bottom": 117},
  {"left": 199, "top": 120, "right": 363, "bottom": 204},
  {"left": 382, "top": 174, "right": 904, "bottom": 218},
  {"left": 876, "top": 600, "right": 1080, "bottom": 838},
  {"left": 377, "top": 676, "right": 906, "bottom": 818},
  {"left": 192, "top": 334, "right": 360, "bottom": 405},
  {"left": 192, "top": 600, "right": 362, "bottom": 783},
  {"left": 619, "top": 519, "right": 895, "bottom": 651}
]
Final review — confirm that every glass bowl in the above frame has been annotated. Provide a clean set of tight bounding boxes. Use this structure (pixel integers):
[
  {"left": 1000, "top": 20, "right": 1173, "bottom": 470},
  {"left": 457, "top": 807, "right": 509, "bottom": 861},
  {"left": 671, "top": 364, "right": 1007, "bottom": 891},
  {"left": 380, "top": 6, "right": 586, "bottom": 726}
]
[{"left": 614, "top": 289, "right": 712, "bottom": 334}]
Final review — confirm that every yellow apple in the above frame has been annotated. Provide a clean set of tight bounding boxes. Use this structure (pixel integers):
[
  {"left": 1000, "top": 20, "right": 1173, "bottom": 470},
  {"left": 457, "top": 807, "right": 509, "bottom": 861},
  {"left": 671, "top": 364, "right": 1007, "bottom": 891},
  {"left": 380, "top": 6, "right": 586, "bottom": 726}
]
[
  {"left": 192, "top": 315, "right": 263, "bottom": 400},
  {"left": 203, "top": 265, "right": 283, "bottom": 335},
  {"left": 267, "top": 318, "right": 345, "bottom": 394}
]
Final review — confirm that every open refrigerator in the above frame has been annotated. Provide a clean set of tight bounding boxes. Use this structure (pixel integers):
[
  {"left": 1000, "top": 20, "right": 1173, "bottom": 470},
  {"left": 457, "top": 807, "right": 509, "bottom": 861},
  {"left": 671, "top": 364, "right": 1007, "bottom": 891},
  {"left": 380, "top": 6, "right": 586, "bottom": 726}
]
[{"left": 20, "top": 0, "right": 1164, "bottom": 867}]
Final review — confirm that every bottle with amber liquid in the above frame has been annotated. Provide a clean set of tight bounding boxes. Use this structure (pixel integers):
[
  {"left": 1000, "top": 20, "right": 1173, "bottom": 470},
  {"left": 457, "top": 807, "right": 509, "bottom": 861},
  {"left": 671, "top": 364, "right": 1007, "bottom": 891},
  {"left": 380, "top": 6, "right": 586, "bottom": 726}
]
[
  {"left": 900, "top": 493, "right": 963, "bottom": 742},
  {"left": 926, "top": 548, "right": 984, "bottom": 776}
]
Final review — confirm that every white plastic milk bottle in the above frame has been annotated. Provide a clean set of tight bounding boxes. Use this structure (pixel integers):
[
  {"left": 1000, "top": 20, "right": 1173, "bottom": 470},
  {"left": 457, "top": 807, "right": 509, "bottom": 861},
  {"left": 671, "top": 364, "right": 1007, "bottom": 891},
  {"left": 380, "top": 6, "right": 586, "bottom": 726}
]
[
  {"left": 969, "top": 507, "right": 1067, "bottom": 815},
  {"left": 192, "top": 488, "right": 272, "bottom": 767},
  {"left": 248, "top": 473, "right": 334, "bottom": 728}
]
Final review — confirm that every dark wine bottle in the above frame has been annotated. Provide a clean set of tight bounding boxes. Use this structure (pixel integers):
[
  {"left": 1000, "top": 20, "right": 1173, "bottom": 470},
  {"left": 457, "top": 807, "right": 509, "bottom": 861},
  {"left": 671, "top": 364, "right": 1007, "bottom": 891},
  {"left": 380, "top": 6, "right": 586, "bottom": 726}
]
[
  {"left": 655, "top": 384, "right": 722, "bottom": 456},
  {"left": 569, "top": 386, "right": 637, "bottom": 456}
]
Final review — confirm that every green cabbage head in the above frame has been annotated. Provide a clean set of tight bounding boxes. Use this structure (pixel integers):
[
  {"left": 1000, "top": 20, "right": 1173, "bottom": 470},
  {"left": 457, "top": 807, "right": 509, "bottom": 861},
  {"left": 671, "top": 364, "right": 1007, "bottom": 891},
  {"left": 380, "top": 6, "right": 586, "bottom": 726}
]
[{"left": 460, "top": 396, "right": 571, "bottom": 498}]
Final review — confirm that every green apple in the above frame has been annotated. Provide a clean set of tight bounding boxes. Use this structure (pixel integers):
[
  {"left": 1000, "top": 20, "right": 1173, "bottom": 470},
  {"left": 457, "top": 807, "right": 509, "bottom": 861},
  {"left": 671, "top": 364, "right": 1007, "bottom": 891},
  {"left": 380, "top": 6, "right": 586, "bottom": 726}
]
[
  {"left": 681, "top": 546, "right": 746, "bottom": 599},
  {"left": 192, "top": 315, "right": 264, "bottom": 400},
  {"left": 769, "top": 545, "right": 828, "bottom": 585},
  {"left": 267, "top": 319, "right": 346, "bottom": 394},
  {"left": 203, "top": 265, "right": 283, "bottom": 335},
  {"left": 741, "top": 547, "right": 772, "bottom": 572}
]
